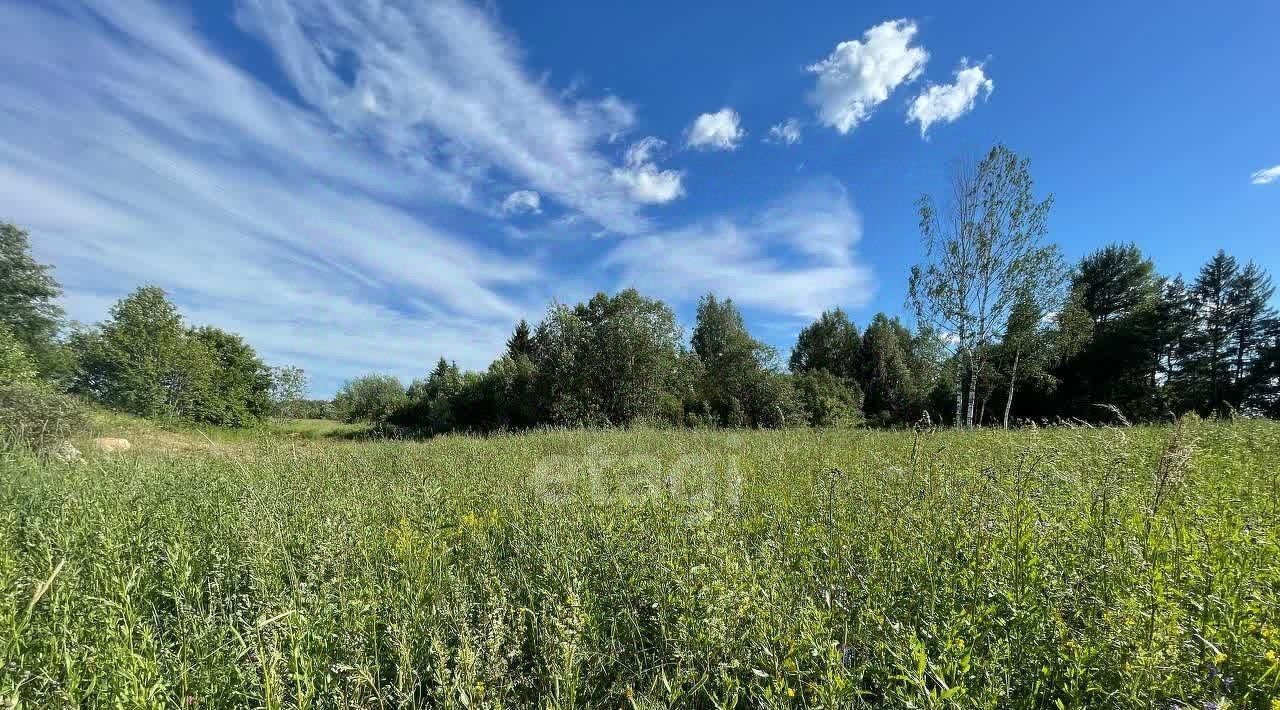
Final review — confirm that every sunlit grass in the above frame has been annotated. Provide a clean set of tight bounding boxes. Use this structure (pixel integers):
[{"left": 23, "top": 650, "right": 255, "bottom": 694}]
[{"left": 2, "top": 419, "right": 1278, "bottom": 707}]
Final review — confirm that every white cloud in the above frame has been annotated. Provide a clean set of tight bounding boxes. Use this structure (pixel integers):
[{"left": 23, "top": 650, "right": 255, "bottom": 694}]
[
  {"left": 603, "top": 179, "right": 875, "bottom": 317},
  {"left": 1250, "top": 165, "right": 1280, "bottom": 185},
  {"left": 0, "top": 0, "right": 549, "bottom": 394},
  {"left": 766, "top": 119, "right": 802, "bottom": 145},
  {"left": 907, "top": 61, "right": 994, "bottom": 136},
  {"left": 574, "top": 94, "right": 638, "bottom": 144},
  {"left": 234, "top": 0, "right": 662, "bottom": 232},
  {"left": 613, "top": 137, "right": 686, "bottom": 204},
  {"left": 624, "top": 137, "right": 664, "bottom": 167},
  {"left": 807, "top": 19, "right": 929, "bottom": 134},
  {"left": 501, "top": 190, "right": 542, "bottom": 214},
  {"left": 686, "top": 108, "right": 746, "bottom": 151}
]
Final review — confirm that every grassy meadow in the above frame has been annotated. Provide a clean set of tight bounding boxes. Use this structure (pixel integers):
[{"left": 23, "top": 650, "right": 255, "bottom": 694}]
[{"left": 2, "top": 416, "right": 1280, "bottom": 708}]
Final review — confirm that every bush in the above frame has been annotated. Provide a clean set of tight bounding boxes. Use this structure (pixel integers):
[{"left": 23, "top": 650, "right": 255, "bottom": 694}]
[
  {"left": 793, "top": 369, "right": 864, "bottom": 427},
  {"left": 276, "top": 399, "right": 334, "bottom": 419},
  {"left": 332, "top": 374, "right": 408, "bottom": 423},
  {"left": 0, "top": 381, "right": 85, "bottom": 451},
  {"left": 1, "top": 324, "right": 38, "bottom": 384}
]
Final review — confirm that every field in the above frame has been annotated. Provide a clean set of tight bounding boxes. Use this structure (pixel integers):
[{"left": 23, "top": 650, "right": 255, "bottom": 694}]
[{"left": 3, "top": 417, "right": 1280, "bottom": 708}]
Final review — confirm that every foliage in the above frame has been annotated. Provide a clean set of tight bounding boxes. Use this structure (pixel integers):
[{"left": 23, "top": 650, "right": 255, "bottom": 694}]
[
  {"left": 860, "top": 314, "right": 931, "bottom": 425},
  {"left": 692, "top": 294, "right": 785, "bottom": 427},
  {"left": 910, "top": 144, "right": 1062, "bottom": 427},
  {"left": 332, "top": 374, "right": 408, "bottom": 423},
  {"left": 276, "top": 398, "right": 334, "bottom": 420},
  {"left": 70, "top": 287, "right": 213, "bottom": 420},
  {"left": 792, "top": 368, "right": 863, "bottom": 427},
  {"left": 531, "top": 290, "right": 686, "bottom": 427},
  {"left": 0, "top": 380, "right": 85, "bottom": 451},
  {"left": 190, "top": 327, "right": 272, "bottom": 427},
  {"left": 1051, "top": 245, "right": 1279, "bottom": 422},
  {"left": 0, "top": 222, "right": 64, "bottom": 375},
  {"left": 68, "top": 287, "right": 273, "bottom": 427},
  {"left": 0, "top": 324, "right": 38, "bottom": 384},
  {"left": 3, "top": 420, "right": 1279, "bottom": 707},
  {"left": 790, "top": 308, "right": 861, "bottom": 379},
  {"left": 505, "top": 319, "right": 533, "bottom": 358},
  {"left": 269, "top": 365, "right": 310, "bottom": 415}
]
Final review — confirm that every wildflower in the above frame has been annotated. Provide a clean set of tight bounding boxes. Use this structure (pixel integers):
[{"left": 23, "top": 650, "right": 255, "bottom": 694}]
[
  {"left": 1266, "top": 649, "right": 1278, "bottom": 663},
  {"left": 786, "top": 687, "right": 796, "bottom": 698},
  {"left": 1213, "top": 652, "right": 1227, "bottom": 665},
  {"left": 1270, "top": 699, "right": 1280, "bottom": 710}
]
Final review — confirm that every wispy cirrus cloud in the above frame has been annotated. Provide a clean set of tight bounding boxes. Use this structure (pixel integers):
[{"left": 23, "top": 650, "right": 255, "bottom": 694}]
[
  {"left": 235, "top": 0, "right": 661, "bottom": 232},
  {"left": 765, "top": 119, "right": 803, "bottom": 146},
  {"left": 1250, "top": 165, "right": 1280, "bottom": 185},
  {"left": 0, "top": 0, "right": 885, "bottom": 394},
  {"left": 0, "top": 0, "right": 556, "bottom": 393},
  {"left": 602, "top": 179, "right": 875, "bottom": 318}
]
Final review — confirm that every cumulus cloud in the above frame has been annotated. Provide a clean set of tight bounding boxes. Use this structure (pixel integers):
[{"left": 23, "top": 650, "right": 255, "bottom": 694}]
[
  {"left": 686, "top": 108, "right": 746, "bottom": 151},
  {"left": 807, "top": 19, "right": 928, "bottom": 134},
  {"left": 603, "top": 179, "right": 875, "bottom": 317},
  {"left": 1250, "top": 165, "right": 1280, "bottom": 185},
  {"left": 501, "top": 190, "right": 542, "bottom": 214},
  {"left": 907, "top": 61, "right": 994, "bottom": 136},
  {"left": 613, "top": 137, "right": 686, "bottom": 204},
  {"left": 766, "top": 118, "right": 802, "bottom": 145}
]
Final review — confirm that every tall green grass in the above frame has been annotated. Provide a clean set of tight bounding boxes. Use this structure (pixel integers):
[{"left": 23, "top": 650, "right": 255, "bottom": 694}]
[{"left": 2, "top": 420, "right": 1279, "bottom": 707}]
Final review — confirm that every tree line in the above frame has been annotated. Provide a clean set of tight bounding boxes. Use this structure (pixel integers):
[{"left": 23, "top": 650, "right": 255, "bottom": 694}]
[{"left": 3, "top": 144, "right": 1277, "bottom": 436}]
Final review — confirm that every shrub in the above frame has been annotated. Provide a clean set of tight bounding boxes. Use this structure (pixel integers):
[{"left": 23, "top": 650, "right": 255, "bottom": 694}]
[
  {"left": 1, "top": 324, "right": 38, "bottom": 384},
  {"left": 793, "top": 368, "right": 865, "bottom": 427},
  {"left": 332, "top": 374, "right": 408, "bottom": 423},
  {"left": 277, "top": 399, "right": 334, "bottom": 419},
  {"left": 0, "top": 380, "right": 85, "bottom": 451}
]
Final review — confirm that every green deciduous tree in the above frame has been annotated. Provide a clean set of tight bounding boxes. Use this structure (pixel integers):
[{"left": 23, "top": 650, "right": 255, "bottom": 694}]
[
  {"left": 860, "top": 314, "right": 927, "bottom": 425},
  {"left": 789, "top": 308, "right": 861, "bottom": 379},
  {"left": 531, "top": 290, "right": 685, "bottom": 427},
  {"left": 0, "top": 324, "right": 37, "bottom": 384},
  {"left": 998, "top": 289, "right": 1053, "bottom": 428},
  {"left": 691, "top": 294, "right": 788, "bottom": 427},
  {"left": 73, "top": 287, "right": 215, "bottom": 420},
  {"left": 793, "top": 368, "right": 863, "bottom": 427},
  {"left": 191, "top": 327, "right": 272, "bottom": 427},
  {"left": 0, "top": 222, "right": 64, "bottom": 376},
  {"left": 910, "top": 145, "right": 1061, "bottom": 427},
  {"left": 70, "top": 287, "right": 272, "bottom": 426},
  {"left": 333, "top": 374, "right": 408, "bottom": 423},
  {"left": 269, "top": 366, "right": 310, "bottom": 415}
]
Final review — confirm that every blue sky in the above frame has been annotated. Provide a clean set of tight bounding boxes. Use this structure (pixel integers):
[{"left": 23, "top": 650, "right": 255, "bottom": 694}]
[{"left": 2, "top": 0, "right": 1277, "bottom": 396}]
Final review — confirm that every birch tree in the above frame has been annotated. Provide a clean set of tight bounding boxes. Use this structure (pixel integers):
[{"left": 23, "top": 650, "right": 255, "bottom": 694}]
[{"left": 909, "top": 145, "right": 1062, "bottom": 427}]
